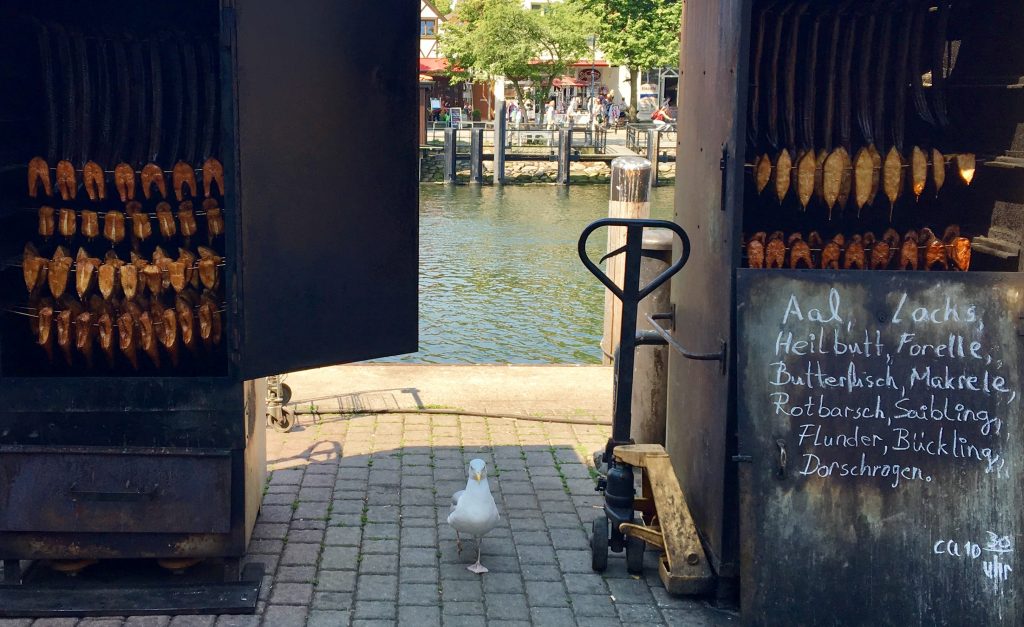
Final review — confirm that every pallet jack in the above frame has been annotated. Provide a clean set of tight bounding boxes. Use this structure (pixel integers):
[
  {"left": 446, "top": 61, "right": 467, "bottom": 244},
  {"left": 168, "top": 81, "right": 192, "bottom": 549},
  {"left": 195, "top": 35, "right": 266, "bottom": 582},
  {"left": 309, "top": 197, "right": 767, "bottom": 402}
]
[{"left": 578, "top": 218, "right": 722, "bottom": 594}]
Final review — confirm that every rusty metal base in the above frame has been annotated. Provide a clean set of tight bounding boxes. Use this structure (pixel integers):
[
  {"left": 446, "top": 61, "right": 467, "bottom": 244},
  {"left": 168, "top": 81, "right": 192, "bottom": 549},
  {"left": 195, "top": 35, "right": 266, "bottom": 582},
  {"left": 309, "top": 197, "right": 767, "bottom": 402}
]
[{"left": 0, "top": 559, "right": 262, "bottom": 617}]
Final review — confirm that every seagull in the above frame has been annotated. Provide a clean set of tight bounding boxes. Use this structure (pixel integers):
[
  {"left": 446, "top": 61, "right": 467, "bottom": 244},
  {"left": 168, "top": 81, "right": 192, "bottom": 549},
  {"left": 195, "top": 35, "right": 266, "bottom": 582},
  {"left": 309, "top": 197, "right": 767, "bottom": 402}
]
[{"left": 447, "top": 458, "right": 500, "bottom": 574}]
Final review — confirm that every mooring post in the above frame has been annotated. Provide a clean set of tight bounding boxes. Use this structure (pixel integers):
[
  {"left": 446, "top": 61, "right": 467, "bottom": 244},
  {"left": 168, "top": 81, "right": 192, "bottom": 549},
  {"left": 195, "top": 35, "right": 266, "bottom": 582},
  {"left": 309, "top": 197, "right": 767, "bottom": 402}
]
[
  {"left": 646, "top": 128, "right": 661, "bottom": 188},
  {"left": 444, "top": 127, "right": 457, "bottom": 184},
  {"left": 470, "top": 128, "right": 485, "bottom": 183},
  {"left": 632, "top": 229, "right": 673, "bottom": 444},
  {"left": 601, "top": 156, "right": 652, "bottom": 365},
  {"left": 493, "top": 100, "right": 506, "bottom": 185},
  {"left": 557, "top": 128, "right": 573, "bottom": 185}
]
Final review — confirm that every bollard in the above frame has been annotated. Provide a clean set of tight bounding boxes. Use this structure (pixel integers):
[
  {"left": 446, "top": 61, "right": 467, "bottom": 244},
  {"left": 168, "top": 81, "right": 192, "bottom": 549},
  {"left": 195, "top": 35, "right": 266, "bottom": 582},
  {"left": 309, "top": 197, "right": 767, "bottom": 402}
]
[
  {"left": 646, "top": 128, "right": 661, "bottom": 188},
  {"left": 493, "top": 100, "right": 506, "bottom": 185},
  {"left": 631, "top": 229, "right": 672, "bottom": 444},
  {"left": 601, "top": 156, "right": 652, "bottom": 364},
  {"left": 470, "top": 128, "right": 485, "bottom": 183},
  {"left": 557, "top": 128, "right": 572, "bottom": 185},
  {"left": 443, "top": 127, "right": 457, "bottom": 183}
]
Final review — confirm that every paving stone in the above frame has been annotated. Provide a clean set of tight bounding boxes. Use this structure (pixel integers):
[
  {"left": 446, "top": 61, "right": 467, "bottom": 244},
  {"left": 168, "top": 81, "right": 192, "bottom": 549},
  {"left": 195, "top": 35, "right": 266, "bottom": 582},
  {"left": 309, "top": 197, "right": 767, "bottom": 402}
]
[
  {"left": 78, "top": 620, "right": 124, "bottom": 627},
  {"left": 329, "top": 513, "right": 364, "bottom": 527},
  {"left": 400, "top": 565, "right": 439, "bottom": 583},
  {"left": 528, "top": 607, "right": 577, "bottom": 627},
  {"left": 511, "top": 530, "right": 550, "bottom": 546},
  {"left": 274, "top": 565, "right": 316, "bottom": 583},
  {"left": 556, "top": 548, "right": 593, "bottom": 573},
  {"left": 662, "top": 608, "right": 734, "bottom": 626},
  {"left": 28, "top": 619, "right": 78, "bottom": 627},
  {"left": 306, "top": 610, "right": 350, "bottom": 627},
  {"left": 507, "top": 517, "right": 545, "bottom": 531},
  {"left": 439, "top": 615, "right": 485, "bottom": 627},
  {"left": 549, "top": 527, "right": 589, "bottom": 550},
  {"left": 268, "top": 582, "right": 313, "bottom": 605},
  {"left": 440, "top": 601, "right": 485, "bottom": 616},
  {"left": 362, "top": 523, "right": 400, "bottom": 541},
  {"left": 290, "top": 517, "right": 327, "bottom": 531},
  {"left": 399, "top": 547, "right": 438, "bottom": 567},
  {"left": 543, "top": 513, "right": 581, "bottom": 528},
  {"left": 362, "top": 539, "right": 399, "bottom": 554},
  {"left": 365, "top": 505, "right": 400, "bottom": 524},
  {"left": 167, "top": 617, "right": 214, "bottom": 627},
  {"left": 399, "top": 605, "right": 440, "bottom": 627},
  {"left": 400, "top": 515, "right": 435, "bottom": 528},
  {"left": 293, "top": 502, "right": 329, "bottom": 520},
  {"left": 258, "top": 602, "right": 305, "bottom": 627},
  {"left": 565, "top": 573, "right": 609, "bottom": 595},
  {"left": 249, "top": 539, "right": 284, "bottom": 555},
  {"left": 319, "top": 546, "right": 359, "bottom": 570},
  {"left": 400, "top": 526, "right": 437, "bottom": 547},
  {"left": 606, "top": 577, "right": 656, "bottom": 604},
  {"left": 316, "top": 569, "right": 357, "bottom": 592},
  {"left": 270, "top": 469, "right": 303, "bottom": 485},
  {"left": 213, "top": 616, "right": 257, "bottom": 627},
  {"left": 311, "top": 591, "right": 354, "bottom": 610},
  {"left": 251, "top": 523, "right": 288, "bottom": 540},
  {"left": 257, "top": 505, "right": 292, "bottom": 524},
  {"left": 356, "top": 574, "right": 398, "bottom": 600},
  {"left": 325, "top": 526, "right": 362, "bottom": 546},
  {"left": 280, "top": 542, "right": 320, "bottom": 566},
  {"left": 481, "top": 571, "right": 524, "bottom": 594},
  {"left": 617, "top": 602, "right": 665, "bottom": 624},
  {"left": 485, "top": 593, "right": 530, "bottom": 620},
  {"left": 516, "top": 544, "right": 557, "bottom": 564},
  {"left": 286, "top": 529, "right": 324, "bottom": 544},
  {"left": 570, "top": 593, "right": 617, "bottom": 617},
  {"left": 298, "top": 486, "right": 333, "bottom": 502},
  {"left": 125, "top": 618, "right": 171, "bottom": 627},
  {"left": 331, "top": 498, "right": 366, "bottom": 514},
  {"left": 301, "top": 473, "right": 335, "bottom": 487},
  {"left": 358, "top": 553, "right": 398, "bottom": 574},
  {"left": 441, "top": 578, "right": 483, "bottom": 603},
  {"left": 352, "top": 600, "right": 397, "bottom": 620},
  {"left": 525, "top": 580, "right": 570, "bottom": 607},
  {"left": 401, "top": 488, "right": 435, "bottom": 505},
  {"left": 398, "top": 582, "right": 440, "bottom": 605},
  {"left": 261, "top": 493, "right": 297, "bottom": 506}
]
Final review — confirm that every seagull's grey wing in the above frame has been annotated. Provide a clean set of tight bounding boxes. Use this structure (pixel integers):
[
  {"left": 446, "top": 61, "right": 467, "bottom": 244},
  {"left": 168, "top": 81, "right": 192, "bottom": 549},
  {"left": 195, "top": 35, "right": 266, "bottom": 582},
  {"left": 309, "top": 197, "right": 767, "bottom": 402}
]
[{"left": 450, "top": 490, "right": 465, "bottom": 512}]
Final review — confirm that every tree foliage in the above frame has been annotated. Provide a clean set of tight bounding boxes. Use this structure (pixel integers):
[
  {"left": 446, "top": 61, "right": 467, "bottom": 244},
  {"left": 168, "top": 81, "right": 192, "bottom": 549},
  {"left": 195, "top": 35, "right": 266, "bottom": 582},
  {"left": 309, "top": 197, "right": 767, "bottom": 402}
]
[
  {"left": 568, "top": 0, "right": 681, "bottom": 116},
  {"left": 437, "top": 0, "right": 592, "bottom": 106}
]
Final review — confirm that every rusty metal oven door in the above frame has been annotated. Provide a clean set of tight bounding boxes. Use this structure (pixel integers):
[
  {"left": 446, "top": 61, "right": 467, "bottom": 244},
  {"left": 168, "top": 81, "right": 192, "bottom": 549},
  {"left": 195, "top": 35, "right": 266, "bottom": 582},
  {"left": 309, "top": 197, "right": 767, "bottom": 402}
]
[
  {"left": 737, "top": 271, "right": 1024, "bottom": 625},
  {"left": 230, "top": 0, "right": 418, "bottom": 379}
]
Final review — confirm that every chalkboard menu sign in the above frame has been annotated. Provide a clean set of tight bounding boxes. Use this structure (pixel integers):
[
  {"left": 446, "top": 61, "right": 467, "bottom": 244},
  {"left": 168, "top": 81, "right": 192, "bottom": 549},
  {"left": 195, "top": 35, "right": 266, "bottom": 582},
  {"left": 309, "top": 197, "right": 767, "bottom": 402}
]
[{"left": 737, "top": 271, "right": 1022, "bottom": 626}]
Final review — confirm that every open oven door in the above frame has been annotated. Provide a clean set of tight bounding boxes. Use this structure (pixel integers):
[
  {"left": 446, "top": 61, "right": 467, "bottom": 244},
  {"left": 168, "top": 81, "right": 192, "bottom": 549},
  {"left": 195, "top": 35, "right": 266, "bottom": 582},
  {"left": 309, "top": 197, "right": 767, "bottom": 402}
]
[{"left": 229, "top": 0, "right": 418, "bottom": 380}]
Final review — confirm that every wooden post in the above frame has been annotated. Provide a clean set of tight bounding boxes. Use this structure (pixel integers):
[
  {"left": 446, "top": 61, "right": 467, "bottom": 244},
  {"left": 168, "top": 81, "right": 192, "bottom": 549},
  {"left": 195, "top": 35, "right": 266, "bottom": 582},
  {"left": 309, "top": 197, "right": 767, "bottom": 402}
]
[
  {"left": 470, "top": 128, "right": 485, "bottom": 183},
  {"left": 443, "top": 127, "right": 457, "bottom": 184},
  {"left": 632, "top": 228, "right": 673, "bottom": 444},
  {"left": 493, "top": 100, "right": 506, "bottom": 185},
  {"left": 646, "top": 128, "right": 661, "bottom": 188},
  {"left": 601, "top": 156, "right": 652, "bottom": 365},
  {"left": 557, "top": 128, "right": 572, "bottom": 185}
]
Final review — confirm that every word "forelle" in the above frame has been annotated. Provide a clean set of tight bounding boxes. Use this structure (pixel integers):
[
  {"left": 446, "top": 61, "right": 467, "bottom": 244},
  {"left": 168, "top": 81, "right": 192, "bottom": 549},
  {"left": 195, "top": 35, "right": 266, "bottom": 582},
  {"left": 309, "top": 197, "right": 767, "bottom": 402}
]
[{"left": 781, "top": 289, "right": 979, "bottom": 326}]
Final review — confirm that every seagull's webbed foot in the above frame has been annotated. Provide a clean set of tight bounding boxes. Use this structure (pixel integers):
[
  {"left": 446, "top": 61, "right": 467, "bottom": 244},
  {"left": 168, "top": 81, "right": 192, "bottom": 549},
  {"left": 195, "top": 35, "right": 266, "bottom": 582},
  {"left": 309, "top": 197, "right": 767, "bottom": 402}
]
[{"left": 466, "top": 541, "right": 488, "bottom": 574}]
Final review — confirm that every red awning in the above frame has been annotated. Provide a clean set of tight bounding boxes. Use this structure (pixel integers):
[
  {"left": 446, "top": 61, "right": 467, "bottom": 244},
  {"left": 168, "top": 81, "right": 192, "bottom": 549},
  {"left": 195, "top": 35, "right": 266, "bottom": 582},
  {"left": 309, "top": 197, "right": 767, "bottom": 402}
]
[
  {"left": 552, "top": 76, "right": 584, "bottom": 88},
  {"left": 571, "top": 60, "right": 610, "bottom": 67},
  {"left": 419, "top": 57, "right": 449, "bottom": 73}
]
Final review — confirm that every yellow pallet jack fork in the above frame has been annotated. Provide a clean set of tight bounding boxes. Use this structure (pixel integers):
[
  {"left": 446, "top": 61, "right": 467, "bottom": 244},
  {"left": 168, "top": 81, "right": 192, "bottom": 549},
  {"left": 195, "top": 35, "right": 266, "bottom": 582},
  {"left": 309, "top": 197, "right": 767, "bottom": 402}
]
[{"left": 614, "top": 444, "right": 714, "bottom": 595}]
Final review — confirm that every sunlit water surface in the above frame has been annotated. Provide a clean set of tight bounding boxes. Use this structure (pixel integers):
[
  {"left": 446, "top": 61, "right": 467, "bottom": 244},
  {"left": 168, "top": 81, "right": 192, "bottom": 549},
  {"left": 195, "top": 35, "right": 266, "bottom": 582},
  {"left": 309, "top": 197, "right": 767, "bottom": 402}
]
[{"left": 379, "top": 184, "right": 674, "bottom": 364}]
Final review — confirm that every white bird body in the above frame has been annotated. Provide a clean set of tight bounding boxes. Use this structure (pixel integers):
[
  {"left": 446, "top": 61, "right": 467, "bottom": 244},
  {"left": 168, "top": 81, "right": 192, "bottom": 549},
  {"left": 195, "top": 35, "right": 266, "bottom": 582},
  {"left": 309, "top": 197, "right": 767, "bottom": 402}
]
[{"left": 447, "top": 459, "right": 500, "bottom": 573}]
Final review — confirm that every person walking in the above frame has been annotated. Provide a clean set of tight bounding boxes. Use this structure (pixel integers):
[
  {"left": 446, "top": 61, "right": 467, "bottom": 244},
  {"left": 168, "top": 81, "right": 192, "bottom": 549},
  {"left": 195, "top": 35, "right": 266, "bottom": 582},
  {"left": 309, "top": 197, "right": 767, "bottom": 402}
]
[{"left": 544, "top": 99, "right": 557, "bottom": 130}]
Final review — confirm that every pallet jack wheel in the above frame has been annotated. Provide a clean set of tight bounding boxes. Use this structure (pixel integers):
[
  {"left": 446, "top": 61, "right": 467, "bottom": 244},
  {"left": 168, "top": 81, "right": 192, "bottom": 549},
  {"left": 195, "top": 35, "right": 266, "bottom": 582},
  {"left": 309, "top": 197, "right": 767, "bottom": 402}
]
[
  {"left": 270, "top": 409, "right": 294, "bottom": 433},
  {"left": 625, "top": 534, "right": 645, "bottom": 575},
  {"left": 591, "top": 516, "right": 609, "bottom": 572}
]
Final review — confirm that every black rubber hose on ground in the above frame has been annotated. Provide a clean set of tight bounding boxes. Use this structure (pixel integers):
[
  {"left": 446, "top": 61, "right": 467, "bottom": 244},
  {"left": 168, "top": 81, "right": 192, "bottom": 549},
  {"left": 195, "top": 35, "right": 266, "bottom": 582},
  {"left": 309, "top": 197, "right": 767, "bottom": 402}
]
[{"left": 289, "top": 407, "right": 612, "bottom": 427}]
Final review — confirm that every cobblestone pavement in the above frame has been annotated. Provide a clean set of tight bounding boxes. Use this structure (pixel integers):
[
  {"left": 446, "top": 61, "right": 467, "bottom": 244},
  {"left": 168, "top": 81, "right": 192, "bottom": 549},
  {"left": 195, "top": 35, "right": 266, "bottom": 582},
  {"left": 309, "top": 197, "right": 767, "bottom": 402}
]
[{"left": 1, "top": 374, "right": 737, "bottom": 627}]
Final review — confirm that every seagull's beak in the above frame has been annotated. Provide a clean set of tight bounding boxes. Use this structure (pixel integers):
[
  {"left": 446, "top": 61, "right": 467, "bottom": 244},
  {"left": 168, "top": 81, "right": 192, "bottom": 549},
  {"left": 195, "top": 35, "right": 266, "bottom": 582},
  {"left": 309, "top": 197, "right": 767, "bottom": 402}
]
[{"left": 474, "top": 472, "right": 483, "bottom": 482}]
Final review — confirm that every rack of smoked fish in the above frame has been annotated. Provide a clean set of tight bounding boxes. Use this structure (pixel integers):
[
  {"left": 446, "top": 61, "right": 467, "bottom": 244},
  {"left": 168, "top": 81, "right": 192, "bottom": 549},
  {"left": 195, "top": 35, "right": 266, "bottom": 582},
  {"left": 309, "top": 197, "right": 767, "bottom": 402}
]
[
  {"left": 17, "top": 157, "right": 227, "bottom": 372},
  {"left": 746, "top": 1, "right": 977, "bottom": 217},
  {"left": 743, "top": 226, "right": 971, "bottom": 270}
]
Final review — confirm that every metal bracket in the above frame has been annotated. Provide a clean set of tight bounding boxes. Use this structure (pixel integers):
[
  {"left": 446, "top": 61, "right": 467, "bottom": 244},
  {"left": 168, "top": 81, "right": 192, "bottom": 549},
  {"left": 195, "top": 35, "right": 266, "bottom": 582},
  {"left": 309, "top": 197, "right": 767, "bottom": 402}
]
[{"left": 644, "top": 313, "right": 727, "bottom": 375}]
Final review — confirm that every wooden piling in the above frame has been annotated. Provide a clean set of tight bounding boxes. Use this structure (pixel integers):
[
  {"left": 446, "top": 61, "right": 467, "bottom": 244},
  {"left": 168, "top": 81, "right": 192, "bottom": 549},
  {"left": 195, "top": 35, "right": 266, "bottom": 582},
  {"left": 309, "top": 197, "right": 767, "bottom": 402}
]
[
  {"left": 443, "top": 127, "right": 457, "bottom": 183},
  {"left": 470, "top": 128, "right": 485, "bottom": 183},
  {"left": 601, "top": 156, "right": 652, "bottom": 365},
  {"left": 646, "top": 128, "right": 661, "bottom": 188},
  {"left": 493, "top": 100, "right": 506, "bottom": 185}
]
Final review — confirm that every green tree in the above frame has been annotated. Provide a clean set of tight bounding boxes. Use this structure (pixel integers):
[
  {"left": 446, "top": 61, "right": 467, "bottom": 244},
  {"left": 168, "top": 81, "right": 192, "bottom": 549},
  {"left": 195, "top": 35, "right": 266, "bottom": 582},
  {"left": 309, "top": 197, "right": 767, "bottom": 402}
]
[
  {"left": 438, "top": 0, "right": 593, "bottom": 111},
  {"left": 438, "top": 0, "right": 543, "bottom": 106},
  {"left": 569, "top": 0, "right": 681, "bottom": 120},
  {"left": 432, "top": 0, "right": 453, "bottom": 16}
]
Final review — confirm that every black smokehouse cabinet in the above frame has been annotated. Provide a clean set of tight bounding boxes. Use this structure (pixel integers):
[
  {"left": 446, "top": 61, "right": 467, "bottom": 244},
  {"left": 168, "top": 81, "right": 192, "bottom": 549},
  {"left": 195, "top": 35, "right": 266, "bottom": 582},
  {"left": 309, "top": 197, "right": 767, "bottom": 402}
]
[
  {"left": 0, "top": 0, "right": 417, "bottom": 602},
  {"left": 669, "top": 0, "right": 1023, "bottom": 624}
]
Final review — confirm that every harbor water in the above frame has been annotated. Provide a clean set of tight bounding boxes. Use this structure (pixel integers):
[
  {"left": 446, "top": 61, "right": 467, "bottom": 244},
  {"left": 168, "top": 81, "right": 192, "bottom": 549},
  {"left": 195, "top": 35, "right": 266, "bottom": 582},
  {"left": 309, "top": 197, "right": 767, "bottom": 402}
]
[{"left": 383, "top": 184, "right": 674, "bottom": 364}]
